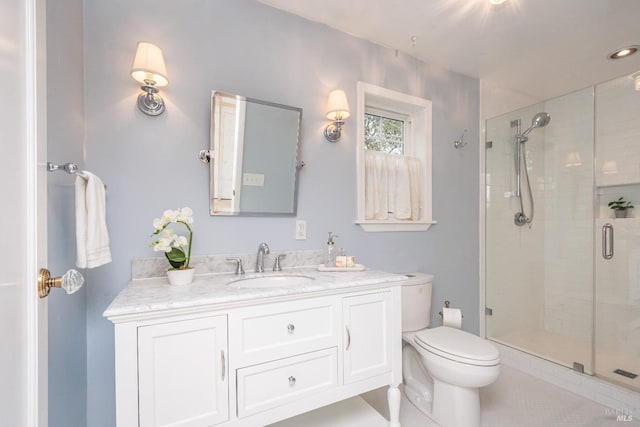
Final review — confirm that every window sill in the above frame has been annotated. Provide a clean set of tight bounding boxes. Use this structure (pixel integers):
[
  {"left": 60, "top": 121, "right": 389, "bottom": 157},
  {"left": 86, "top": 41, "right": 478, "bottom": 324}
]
[{"left": 354, "top": 220, "right": 437, "bottom": 232}]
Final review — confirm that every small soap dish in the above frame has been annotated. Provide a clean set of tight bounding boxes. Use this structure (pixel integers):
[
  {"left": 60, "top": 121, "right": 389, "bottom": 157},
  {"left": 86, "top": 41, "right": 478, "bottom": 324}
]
[{"left": 317, "top": 264, "right": 366, "bottom": 272}]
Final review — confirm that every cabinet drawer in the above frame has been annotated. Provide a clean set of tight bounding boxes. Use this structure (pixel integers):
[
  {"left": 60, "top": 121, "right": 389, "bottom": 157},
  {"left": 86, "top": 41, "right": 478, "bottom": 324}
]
[
  {"left": 237, "top": 348, "right": 338, "bottom": 418},
  {"left": 231, "top": 297, "right": 338, "bottom": 364}
]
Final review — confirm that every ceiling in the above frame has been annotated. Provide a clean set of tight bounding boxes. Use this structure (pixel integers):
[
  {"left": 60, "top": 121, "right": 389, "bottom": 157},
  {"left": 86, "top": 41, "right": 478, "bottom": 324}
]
[{"left": 257, "top": 0, "right": 640, "bottom": 100}]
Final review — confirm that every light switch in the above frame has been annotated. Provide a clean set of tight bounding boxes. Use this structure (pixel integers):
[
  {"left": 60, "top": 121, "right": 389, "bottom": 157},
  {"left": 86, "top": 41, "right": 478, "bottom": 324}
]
[
  {"left": 295, "top": 220, "right": 306, "bottom": 240},
  {"left": 243, "top": 173, "right": 265, "bottom": 186}
]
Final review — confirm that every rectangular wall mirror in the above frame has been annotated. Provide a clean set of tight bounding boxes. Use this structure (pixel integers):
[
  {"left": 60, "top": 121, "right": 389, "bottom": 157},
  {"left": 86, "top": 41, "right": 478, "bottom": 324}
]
[{"left": 209, "top": 91, "right": 303, "bottom": 216}]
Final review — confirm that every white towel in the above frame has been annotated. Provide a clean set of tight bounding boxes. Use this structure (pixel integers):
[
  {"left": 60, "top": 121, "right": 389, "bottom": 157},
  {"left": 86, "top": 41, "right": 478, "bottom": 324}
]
[{"left": 75, "top": 171, "right": 111, "bottom": 269}]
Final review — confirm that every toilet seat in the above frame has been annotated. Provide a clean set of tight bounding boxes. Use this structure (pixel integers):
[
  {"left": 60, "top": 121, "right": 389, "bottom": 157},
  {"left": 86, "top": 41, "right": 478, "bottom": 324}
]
[{"left": 414, "top": 326, "right": 500, "bottom": 367}]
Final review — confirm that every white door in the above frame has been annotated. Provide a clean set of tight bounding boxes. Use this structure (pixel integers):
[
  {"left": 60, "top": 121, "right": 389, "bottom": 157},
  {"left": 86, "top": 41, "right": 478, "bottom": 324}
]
[{"left": 0, "top": 0, "right": 48, "bottom": 425}]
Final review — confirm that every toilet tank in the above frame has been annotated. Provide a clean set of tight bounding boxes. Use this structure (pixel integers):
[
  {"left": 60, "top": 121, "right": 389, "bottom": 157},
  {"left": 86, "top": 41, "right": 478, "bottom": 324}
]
[{"left": 400, "top": 273, "right": 433, "bottom": 331}]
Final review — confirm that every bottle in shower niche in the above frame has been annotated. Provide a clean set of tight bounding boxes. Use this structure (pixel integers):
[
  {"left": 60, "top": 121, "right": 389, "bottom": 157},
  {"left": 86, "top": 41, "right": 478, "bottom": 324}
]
[{"left": 325, "top": 232, "right": 338, "bottom": 266}]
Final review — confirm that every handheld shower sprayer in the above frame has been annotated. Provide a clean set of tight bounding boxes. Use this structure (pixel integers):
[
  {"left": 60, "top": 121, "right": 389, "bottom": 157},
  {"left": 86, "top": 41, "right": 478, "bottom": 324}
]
[
  {"left": 521, "top": 112, "right": 551, "bottom": 137},
  {"left": 513, "top": 112, "right": 550, "bottom": 226}
]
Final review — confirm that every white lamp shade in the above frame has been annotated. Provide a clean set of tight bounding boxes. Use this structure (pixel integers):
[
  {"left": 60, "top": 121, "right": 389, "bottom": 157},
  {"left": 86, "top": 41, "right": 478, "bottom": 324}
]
[
  {"left": 563, "top": 151, "right": 582, "bottom": 167},
  {"left": 130, "top": 41, "right": 169, "bottom": 87},
  {"left": 326, "top": 89, "right": 350, "bottom": 121}
]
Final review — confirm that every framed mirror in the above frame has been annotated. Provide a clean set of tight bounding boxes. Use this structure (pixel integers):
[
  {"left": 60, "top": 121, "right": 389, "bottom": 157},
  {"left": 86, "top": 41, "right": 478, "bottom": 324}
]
[{"left": 209, "top": 91, "right": 303, "bottom": 216}]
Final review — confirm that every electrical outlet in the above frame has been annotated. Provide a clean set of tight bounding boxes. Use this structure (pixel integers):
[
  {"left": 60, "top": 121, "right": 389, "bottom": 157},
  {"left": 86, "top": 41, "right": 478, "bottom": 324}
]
[{"left": 295, "top": 220, "right": 306, "bottom": 240}]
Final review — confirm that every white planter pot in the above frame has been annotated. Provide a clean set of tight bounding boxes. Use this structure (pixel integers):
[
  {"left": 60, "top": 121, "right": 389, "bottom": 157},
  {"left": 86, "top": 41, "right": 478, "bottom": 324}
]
[
  {"left": 614, "top": 209, "right": 629, "bottom": 218},
  {"left": 167, "top": 268, "right": 195, "bottom": 286}
]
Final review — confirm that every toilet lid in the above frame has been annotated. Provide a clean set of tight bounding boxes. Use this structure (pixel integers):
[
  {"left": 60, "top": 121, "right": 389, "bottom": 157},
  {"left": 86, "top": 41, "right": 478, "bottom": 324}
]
[{"left": 414, "top": 326, "right": 500, "bottom": 366}]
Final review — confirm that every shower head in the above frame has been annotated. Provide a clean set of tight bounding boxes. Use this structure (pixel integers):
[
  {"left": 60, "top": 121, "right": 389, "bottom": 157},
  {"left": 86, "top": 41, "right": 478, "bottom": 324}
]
[{"left": 521, "top": 112, "right": 551, "bottom": 137}]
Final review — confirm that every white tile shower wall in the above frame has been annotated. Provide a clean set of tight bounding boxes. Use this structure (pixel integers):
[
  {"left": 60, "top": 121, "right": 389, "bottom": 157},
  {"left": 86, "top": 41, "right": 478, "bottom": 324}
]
[
  {"left": 485, "top": 103, "right": 546, "bottom": 340},
  {"left": 480, "top": 80, "right": 542, "bottom": 338},
  {"left": 542, "top": 88, "right": 594, "bottom": 347},
  {"left": 596, "top": 77, "right": 640, "bottom": 187}
]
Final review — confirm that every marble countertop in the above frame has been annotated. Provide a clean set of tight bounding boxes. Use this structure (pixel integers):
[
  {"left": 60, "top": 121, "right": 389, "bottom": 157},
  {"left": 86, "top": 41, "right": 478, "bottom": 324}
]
[{"left": 104, "top": 267, "right": 408, "bottom": 320}]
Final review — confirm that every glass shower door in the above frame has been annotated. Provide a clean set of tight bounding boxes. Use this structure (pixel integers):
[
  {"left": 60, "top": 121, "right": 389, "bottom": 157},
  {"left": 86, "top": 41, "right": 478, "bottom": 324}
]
[
  {"left": 594, "top": 75, "right": 640, "bottom": 391},
  {"left": 485, "top": 87, "right": 595, "bottom": 373}
]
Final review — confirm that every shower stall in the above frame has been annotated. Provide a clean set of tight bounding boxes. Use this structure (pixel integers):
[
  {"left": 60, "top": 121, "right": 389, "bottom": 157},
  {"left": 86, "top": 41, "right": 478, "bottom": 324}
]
[{"left": 485, "top": 73, "right": 640, "bottom": 392}]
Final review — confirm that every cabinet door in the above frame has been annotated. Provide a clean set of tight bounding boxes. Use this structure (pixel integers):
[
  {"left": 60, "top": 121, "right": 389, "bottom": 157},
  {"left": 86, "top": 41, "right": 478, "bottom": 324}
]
[
  {"left": 343, "top": 292, "right": 392, "bottom": 384},
  {"left": 138, "top": 316, "right": 228, "bottom": 427}
]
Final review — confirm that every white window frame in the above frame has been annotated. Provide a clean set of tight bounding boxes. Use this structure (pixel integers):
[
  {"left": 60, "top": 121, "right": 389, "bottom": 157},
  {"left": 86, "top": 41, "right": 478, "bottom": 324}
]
[{"left": 356, "top": 81, "right": 435, "bottom": 232}]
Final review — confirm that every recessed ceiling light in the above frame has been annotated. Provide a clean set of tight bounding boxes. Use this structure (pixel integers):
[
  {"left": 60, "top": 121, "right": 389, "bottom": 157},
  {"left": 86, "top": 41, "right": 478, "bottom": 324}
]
[
  {"left": 489, "top": 0, "right": 507, "bottom": 4},
  {"left": 607, "top": 45, "right": 639, "bottom": 60}
]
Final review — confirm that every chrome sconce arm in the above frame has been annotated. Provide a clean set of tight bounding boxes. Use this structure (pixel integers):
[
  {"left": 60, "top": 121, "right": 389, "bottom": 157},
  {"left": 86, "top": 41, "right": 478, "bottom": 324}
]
[
  {"left": 137, "top": 79, "right": 165, "bottom": 116},
  {"left": 324, "top": 117, "right": 346, "bottom": 142}
]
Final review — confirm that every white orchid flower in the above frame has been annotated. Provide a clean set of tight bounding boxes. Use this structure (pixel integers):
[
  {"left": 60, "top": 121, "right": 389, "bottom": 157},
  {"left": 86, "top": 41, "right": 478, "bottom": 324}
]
[
  {"left": 153, "top": 237, "right": 173, "bottom": 252},
  {"left": 173, "top": 235, "right": 188, "bottom": 248},
  {"left": 152, "top": 217, "right": 165, "bottom": 230},
  {"left": 151, "top": 207, "right": 194, "bottom": 269},
  {"left": 177, "top": 207, "right": 194, "bottom": 224},
  {"left": 162, "top": 209, "right": 178, "bottom": 223}
]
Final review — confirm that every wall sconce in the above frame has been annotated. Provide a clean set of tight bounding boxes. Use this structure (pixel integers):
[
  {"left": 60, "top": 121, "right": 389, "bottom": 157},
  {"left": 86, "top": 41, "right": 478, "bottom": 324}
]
[
  {"left": 324, "top": 89, "right": 350, "bottom": 142},
  {"left": 130, "top": 41, "right": 169, "bottom": 116}
]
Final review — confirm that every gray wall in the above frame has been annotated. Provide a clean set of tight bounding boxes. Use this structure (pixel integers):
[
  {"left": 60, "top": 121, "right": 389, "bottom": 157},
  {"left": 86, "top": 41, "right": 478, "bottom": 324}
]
[
  {"left": 46, "top": 0, "right": 86, "bottom": 425},
  {"left": 83, "top": 0, "right": 480, "bottom": 425}
]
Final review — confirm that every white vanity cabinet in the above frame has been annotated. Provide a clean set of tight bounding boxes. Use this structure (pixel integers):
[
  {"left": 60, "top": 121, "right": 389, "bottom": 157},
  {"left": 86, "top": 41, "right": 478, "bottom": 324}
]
[
  {"left": 108, "top": 278, "right": 403, "bottom": 427},
  {"left": 137, "top": 316, "right": 229, "bottom": 427},
  {"left": 343, "top": 292, "right": 393, "bottom": 384}
]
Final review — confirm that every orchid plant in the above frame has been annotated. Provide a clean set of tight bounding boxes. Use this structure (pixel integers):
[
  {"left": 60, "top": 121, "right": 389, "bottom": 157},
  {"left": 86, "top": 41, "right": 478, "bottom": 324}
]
[{"left": 151, "top": 207, "right": 194, "bottom": 270}]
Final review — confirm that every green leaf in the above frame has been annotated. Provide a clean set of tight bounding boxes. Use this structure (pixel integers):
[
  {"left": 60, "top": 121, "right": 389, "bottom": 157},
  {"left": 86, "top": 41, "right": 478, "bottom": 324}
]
[{"left": 165, "top": 248, "right": 186, "bottom": 269}]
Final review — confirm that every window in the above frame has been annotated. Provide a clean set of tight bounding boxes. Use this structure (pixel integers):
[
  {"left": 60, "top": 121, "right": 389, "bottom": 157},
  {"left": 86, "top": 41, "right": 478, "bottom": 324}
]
[
  {"left": 364, "top": 108, "right": 407, "bottom": 155},
  {"left": 356, "top": 82, "right": 435, "bottom": 232}
]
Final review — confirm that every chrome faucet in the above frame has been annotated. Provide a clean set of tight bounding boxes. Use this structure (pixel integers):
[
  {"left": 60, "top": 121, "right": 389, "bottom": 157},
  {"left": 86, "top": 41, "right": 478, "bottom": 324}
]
[{"left": 255, "top": 242, "right": 270, "bottom": 273}]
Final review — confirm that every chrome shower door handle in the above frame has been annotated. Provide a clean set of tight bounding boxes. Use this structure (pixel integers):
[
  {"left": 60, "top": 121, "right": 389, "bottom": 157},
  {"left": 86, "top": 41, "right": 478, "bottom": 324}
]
[{"left": 602, "top": 223, "right": 614, "bottom": 260}]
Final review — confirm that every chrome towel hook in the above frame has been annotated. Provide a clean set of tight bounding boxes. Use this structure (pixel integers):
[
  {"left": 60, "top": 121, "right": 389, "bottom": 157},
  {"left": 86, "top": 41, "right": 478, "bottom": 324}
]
[{"left": 454, "top": 129, "right": 468, "bottom": 149}]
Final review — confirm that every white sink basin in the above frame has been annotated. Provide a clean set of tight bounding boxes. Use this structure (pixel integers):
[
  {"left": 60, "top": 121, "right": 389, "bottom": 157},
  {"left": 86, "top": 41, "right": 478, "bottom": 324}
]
[{"left": 228, "top": 275, "right": 315, "bottom": 289}]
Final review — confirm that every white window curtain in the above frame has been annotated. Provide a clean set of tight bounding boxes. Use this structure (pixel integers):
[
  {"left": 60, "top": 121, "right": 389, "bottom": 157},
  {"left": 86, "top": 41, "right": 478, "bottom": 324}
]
[{"left": 364, "top": 150, "right": 421, "bottom": 220}]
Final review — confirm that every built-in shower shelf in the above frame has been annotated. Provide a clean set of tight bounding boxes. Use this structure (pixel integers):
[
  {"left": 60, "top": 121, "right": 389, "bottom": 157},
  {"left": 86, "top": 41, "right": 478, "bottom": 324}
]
[
  {"left": 599, "top": 217, "right": 640, "bottom": 220},
  {"left": 596, "top": 181, "right": 640, "bottom": 189}
]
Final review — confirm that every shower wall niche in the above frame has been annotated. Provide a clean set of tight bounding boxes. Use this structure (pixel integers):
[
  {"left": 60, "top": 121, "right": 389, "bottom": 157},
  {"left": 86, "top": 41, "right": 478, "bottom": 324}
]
[{"left": 485, "top": 72, "right": 640, "bottom": 391}]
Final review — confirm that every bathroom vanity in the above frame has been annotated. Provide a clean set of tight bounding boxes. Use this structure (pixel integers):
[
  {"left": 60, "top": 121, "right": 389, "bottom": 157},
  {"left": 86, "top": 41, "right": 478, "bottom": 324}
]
[{"left": 104, "top": 263, "right": 405, "bottom": 427}]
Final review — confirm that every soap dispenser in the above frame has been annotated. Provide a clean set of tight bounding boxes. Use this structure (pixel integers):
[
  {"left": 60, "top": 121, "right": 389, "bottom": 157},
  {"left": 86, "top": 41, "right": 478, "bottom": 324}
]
[{"left": 325, "top": 232, "right": 338, "bottom": 266}]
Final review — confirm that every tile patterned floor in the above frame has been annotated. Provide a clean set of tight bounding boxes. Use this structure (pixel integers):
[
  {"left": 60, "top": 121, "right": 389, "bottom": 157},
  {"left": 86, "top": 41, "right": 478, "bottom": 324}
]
[
  {"left": 480, "top": 366, "right": 639, "bottom": 427},
  {"left": 364, "top": 365, "right": 640, "bottom": 426},
  {"left": 498, "top": 330, "right": 640, "bottom": 392}
]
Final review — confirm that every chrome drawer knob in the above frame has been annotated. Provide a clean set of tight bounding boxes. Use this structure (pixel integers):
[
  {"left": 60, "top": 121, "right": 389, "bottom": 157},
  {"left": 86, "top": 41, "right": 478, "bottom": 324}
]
[
  {"left": 288, "top": 376, "right": 296, "bottom": 386},
  {"left": 287, "top": 323, "right": 295, "bottom": 333}
]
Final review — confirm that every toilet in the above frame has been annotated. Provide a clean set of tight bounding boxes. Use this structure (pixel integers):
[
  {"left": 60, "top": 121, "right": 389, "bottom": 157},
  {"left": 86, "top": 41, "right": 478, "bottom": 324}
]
[{"left": 400, "top": 273, "right": 500, "bottom": 427}]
